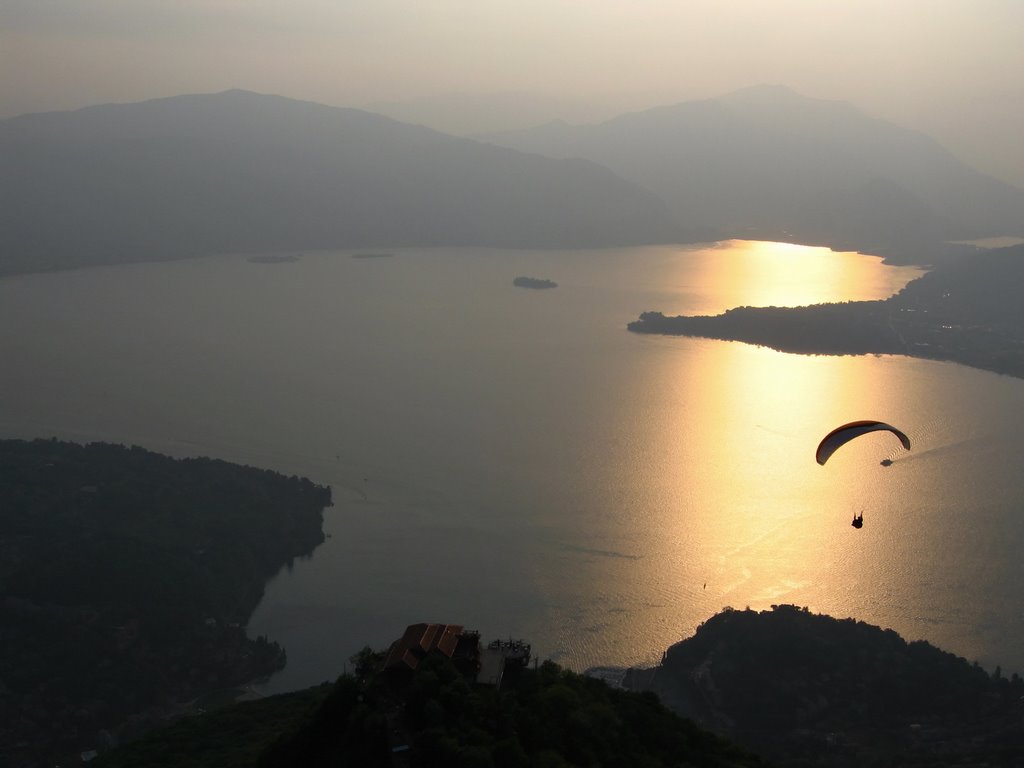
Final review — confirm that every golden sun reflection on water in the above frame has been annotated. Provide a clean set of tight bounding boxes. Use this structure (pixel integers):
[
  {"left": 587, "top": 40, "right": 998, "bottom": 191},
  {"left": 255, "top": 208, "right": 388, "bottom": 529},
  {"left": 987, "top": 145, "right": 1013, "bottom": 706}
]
[
  {"left": 524, "top": 240, "right": 930, "bottom": 670},
  {"left": 566, "top": 340, "right": 924, "bottom": 670},
  {"left": 682, "top": 240, "right": 923, "bottom": 312},
  {"left": 668, "top": 345, "right": 853, "bottom": 590}
]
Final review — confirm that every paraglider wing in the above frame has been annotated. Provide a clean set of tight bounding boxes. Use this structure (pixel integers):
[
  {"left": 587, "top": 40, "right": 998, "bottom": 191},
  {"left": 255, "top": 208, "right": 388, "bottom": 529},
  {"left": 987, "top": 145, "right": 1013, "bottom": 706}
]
[{"left": 815, "top": 420, "right": 911, "bottom": 466}]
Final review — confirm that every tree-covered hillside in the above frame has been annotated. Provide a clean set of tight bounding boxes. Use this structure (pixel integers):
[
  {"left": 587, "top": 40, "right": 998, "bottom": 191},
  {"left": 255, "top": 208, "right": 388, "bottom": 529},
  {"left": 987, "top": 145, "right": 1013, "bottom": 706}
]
[
  {"left": 0, "top": 438, "right": 332, "bottom": 768},
  {"left": 90, "top": 606, "right": 1024, "bottom": 767},
  {"left": 95, "top": 654, "right": 766, "bottom": 768},
  {"left": 629, "top": 605, "right": 1024, "bottom": 766}
]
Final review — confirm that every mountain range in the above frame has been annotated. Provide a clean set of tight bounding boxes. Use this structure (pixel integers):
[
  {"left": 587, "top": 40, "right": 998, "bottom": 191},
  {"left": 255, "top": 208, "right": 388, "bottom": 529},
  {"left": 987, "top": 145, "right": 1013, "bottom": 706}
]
[
  {"left": 0, "top": 90, "right": 678, "bottom": 276},
  {"left": 480, "top": 84, "right": 1024, "bottom": 261},
  {"left": 3, "top": 86, "right": 1023, "bottom": 276}
]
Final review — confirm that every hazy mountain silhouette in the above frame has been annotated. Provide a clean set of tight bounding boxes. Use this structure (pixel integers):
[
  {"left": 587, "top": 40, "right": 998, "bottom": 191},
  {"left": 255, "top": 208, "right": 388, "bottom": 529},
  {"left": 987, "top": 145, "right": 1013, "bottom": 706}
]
[
  {"left": 0, "top": 90, "right": 681, "bottom": 276},
  {"left": 364, "top": 90, "right": 620, "bottom": 136},
  {"left": 480, "top": 85, "right": 1024, "bottom": 261}
]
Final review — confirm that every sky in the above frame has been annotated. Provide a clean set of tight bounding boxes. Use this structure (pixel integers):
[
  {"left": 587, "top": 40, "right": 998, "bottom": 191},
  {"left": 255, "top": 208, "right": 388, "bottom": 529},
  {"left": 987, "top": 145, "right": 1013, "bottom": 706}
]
[{"left": 3, "top": 0, "right": 1023, "bottom": 184}]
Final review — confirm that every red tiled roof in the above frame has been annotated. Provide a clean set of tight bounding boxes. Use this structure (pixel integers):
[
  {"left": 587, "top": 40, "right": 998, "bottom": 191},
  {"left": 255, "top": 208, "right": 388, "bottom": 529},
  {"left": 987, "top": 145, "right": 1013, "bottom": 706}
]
[
  {"left": 420, "top": 624, "right": 440, "bottom": 652},
  {"left": 401, "top": 648, "right": 420, "bottom": 670},
  {"left": 437, "top": 625, "right": 461, "bottom": 657},
  {"left": 384, "top": 622, "right": 465, "bottom": 671}
]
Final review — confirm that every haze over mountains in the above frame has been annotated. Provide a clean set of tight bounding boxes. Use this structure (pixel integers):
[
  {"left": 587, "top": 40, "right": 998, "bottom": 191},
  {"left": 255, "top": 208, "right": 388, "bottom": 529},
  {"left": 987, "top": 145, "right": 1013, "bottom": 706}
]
[
  {"left": 0, "top": 90, "right": 678, "bottom": 276},
  {"left": 480, "top": 85, "right": 1024, "bottom": 261},
  {"left": 3, "top": 85, "right": 1023, "bottom": 277}
]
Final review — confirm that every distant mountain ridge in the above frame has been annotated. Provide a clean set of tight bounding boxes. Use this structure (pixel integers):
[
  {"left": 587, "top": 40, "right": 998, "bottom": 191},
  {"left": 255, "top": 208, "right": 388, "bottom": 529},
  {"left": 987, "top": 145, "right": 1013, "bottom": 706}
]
[
  {"left": 480, "top": 84, "right": 1024, "bottom": 261},
  {"left": 0, "top": 90, "right": 680, "bottom": 276},
  {"left": 6, "top": 86, "right": 1023, "bottom": 277}
]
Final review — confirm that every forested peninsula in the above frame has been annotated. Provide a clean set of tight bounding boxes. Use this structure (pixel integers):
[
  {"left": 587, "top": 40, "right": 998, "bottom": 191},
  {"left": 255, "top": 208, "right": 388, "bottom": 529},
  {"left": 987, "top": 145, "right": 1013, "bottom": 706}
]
[
  {"left": 0, "top": 438, "right": 331, "bottom": 768},
  {"left": 629, "top": 244, "right": 1024, "bottom": 379},
  {"left": 90, "top": 607, "right": 1024, "bottom": 768},
  {"left": 623, "top": 605, "right": 1024, "bottom": 767}
]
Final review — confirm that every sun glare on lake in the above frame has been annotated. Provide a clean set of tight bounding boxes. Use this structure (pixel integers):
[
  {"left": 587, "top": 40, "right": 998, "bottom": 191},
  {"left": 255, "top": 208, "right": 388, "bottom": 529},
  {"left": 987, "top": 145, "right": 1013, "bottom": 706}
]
[{"left": 681, "top": 240, "right": 922, "bottom": 313}]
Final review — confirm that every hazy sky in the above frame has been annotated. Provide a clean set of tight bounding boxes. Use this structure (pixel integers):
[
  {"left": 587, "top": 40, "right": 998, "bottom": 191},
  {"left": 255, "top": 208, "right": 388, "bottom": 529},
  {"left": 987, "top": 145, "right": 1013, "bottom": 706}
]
[{"left": 3, "top": 0, "right": 1022, "bottom": 183}]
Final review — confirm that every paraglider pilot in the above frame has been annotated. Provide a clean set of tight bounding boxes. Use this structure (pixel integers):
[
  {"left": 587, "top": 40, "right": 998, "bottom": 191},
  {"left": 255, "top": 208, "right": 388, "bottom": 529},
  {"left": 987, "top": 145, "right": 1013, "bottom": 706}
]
[{"left": 851, "top": 511, "right": 864, "bottom": 529}]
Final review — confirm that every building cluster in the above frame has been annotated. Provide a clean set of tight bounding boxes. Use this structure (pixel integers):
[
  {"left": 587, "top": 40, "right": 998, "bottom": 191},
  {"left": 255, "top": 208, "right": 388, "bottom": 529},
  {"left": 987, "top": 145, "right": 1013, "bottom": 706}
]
[{"left": 382, "top": 623, "right": 531, "bottom": 689}]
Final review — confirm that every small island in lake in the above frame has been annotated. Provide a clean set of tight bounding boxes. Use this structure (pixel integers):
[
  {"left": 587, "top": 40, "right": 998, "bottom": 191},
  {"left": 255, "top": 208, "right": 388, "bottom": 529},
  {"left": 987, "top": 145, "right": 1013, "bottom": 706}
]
[
  {"left": 513, "top": 275, "right": 558, "bottom": 289},
  {"left": 351, "top": 252, "right": 395, "bottom": 259}
]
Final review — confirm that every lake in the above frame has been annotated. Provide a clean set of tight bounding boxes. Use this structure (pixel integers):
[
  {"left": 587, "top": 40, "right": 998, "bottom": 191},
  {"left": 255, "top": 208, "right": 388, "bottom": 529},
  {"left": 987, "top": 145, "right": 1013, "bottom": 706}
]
[{"left": 2, "top": 240, "right": 1022, "bottom": 693}]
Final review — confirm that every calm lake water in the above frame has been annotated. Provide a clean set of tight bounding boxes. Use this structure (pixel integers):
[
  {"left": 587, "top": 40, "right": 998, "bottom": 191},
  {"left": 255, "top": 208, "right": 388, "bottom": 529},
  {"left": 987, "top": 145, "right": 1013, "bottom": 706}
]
[{"left": 2, "top": 241, "right": 1023, "bottom": 693}]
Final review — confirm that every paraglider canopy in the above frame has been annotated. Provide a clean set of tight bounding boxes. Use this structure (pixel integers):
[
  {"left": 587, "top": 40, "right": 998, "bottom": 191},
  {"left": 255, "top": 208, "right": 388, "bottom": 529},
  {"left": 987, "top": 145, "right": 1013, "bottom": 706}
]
[{"left": 816, "top": 420, "right": 911, "bottom": 466}]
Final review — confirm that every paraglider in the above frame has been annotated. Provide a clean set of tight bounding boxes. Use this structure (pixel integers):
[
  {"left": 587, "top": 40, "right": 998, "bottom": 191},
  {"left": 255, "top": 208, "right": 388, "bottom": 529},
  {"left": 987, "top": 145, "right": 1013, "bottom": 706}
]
[
  {"left": 817, "top": 421, "right": 911, "bottom": 530},
  {"left": 815, "top": 420, "right": 911, "bottom": 466}
]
